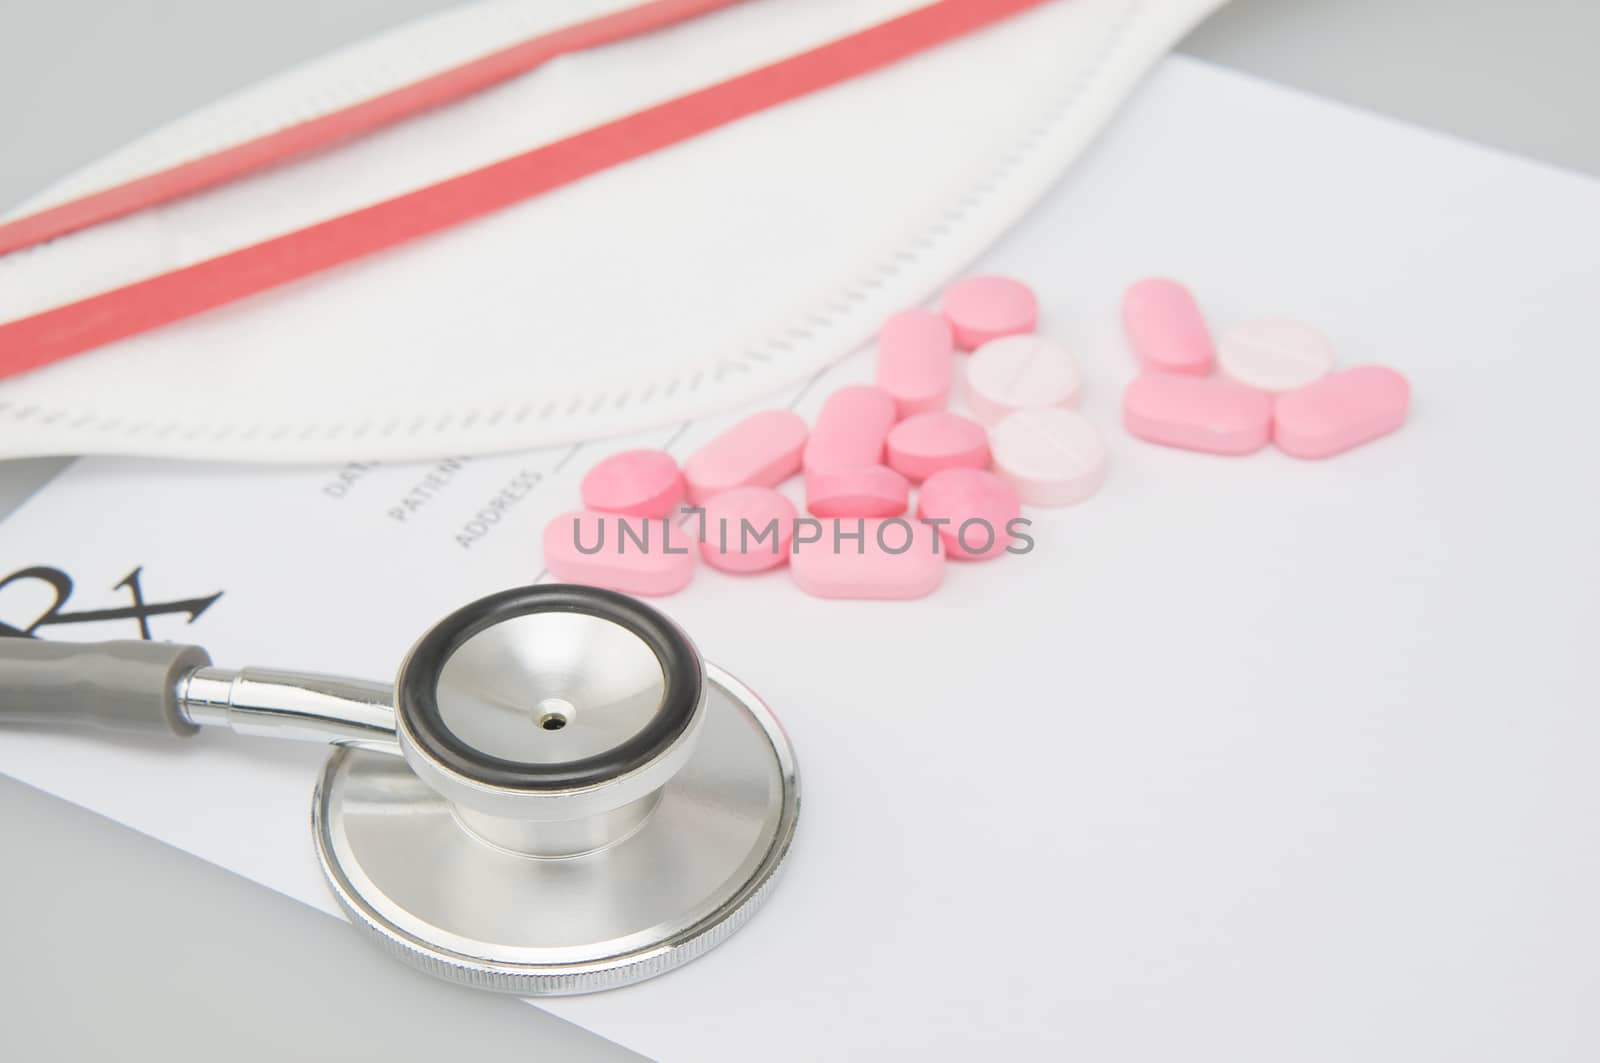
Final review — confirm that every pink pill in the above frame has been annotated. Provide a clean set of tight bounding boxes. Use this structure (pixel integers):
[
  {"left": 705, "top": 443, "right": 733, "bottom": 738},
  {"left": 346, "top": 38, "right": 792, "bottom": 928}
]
[
  {"left": 916, "top": 468, "right": 1022, "bottom": 562},
  {"left": 1122, "top": 277, "right": 1214, "bottom": 375},
  {"left": 941, "top": 275, "right": 1039, "bottom": 351},
  {"left": 1273, "top": 366, "right": 1410, "bottom": 459},
  {"left": 684, "top": 410, "right": 807, "bottom": 503},
  {"left": 964, "top": 334, "right": 1082, "bottom": 425},
  {"left": 1123, "top": 374, "right": 1273, "bottom": 456},
  {"left": 791, "top": 518, "right": 944, "bottom": 600},
  {"left": 543, "top": 510, "right": 695, "bottom": 596},
  {"left": 805, "top": 465, "right": 910, "bottom": 518},
  {"left": 875, "top": 309, "right": 955, "bottom": 417},
  {"left": 580, "top": 448, "right": 684, "bottom": 517},
  {"left": 989, "top": 407, "right": 1106, "bottom": 507},
  {"left": 697, "top": 486, "right": 795, "bottom": 573},
  {"left": 803, "top": 386, "right": 897, "bottom": 475},
  {"left": 885, "top": 411, "right": 990, "bottom": 482}
]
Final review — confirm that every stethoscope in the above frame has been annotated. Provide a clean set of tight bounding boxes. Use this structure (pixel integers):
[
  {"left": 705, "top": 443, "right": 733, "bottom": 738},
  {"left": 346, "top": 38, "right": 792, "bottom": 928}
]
[{"left": 0, "top": 584, "right": 800, "bottom": 995}]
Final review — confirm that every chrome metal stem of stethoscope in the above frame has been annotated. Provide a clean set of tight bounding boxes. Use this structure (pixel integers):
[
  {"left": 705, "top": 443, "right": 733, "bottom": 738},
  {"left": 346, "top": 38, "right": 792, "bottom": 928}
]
[
  {"left": 175, "top": 665, "right": 669, "bottom": 859},
  {"left": 177, "top": 666, "right": 398, "bottom": 753}
]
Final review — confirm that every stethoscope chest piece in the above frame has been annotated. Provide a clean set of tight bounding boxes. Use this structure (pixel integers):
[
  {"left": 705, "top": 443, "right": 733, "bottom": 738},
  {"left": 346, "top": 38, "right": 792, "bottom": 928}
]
[
  {"left": 0, "top": 584, "right": 796, "bottom": 995},
  {"left": 311, "top": 586, "right": 799, "bottom": 995}
]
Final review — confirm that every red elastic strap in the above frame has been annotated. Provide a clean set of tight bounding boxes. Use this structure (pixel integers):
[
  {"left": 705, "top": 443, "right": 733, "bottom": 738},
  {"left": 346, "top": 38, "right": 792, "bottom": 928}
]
[
  {"left": 0, "top": 0, "right": 1051, "bottom": 380},
  {"left": 0, "top": 0, "right": 746, "bottom": 257}
]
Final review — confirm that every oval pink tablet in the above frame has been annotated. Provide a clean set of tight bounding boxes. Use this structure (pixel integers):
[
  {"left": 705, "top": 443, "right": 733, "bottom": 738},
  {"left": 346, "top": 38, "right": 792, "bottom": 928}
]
[
  {"left": 875, "top": 309, "right": 955, "bottom": 417},
  {"left": 1122, "top": 277, "right": 1214, "bottom": 375},
  {"left": 580, "top": 449, "right": 684, "bottom": 517},
  {"left": 885, "top": 411, "right": 990, "bottom": 482},
  {"left": 543, "top": 510, "right": 695, "bottom": 596},
  {"left": 940, "top": 275, "right": 1038, "bottom": 351},
  {"left": 697, "top": 486, "right": 796, "bottom": 573},
  {"left": 805, "top": 465, "right": 909, "bottom": 518},
  {"left": 1273, "top": 366, "right": 1410, "bottom": 459},
  {"left": 683, "top": 409, "right": 807, "bottom": 504},
  {"left": 791, "top": 518, "right": 943, "bottom": 600},
  {"left": 916, "top": 468, "right": 1022, "bottom": 561},
  {"left": 989, "top": 407, "right": 1107, "bottom": 506},
  {"left": 964, "top": 334, "right": 1082, "bottom": 425},
  {"left": 803, "top": 386, "right": 897, "bottom": 475},
  {"left": 1123, "top": 374, "right": 1273, "bottom": 456}
]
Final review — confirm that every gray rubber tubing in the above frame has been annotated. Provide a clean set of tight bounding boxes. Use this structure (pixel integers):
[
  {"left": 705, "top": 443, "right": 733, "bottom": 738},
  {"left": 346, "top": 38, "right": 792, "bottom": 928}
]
[{"left": 0, "top": 639, "right": 212, "bottom": 736}]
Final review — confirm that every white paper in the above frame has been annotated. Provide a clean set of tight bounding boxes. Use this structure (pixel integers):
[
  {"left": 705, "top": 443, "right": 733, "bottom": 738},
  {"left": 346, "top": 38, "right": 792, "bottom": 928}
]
[{"left": 2, "top": 58, "right": 1598, "bottom": 1060}]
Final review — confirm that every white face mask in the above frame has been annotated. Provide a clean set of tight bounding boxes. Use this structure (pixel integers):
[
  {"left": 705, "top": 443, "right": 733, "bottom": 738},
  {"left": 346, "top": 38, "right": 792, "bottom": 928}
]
[{"left": 0, "top": 0, "right": 1226, "bottom": 463}]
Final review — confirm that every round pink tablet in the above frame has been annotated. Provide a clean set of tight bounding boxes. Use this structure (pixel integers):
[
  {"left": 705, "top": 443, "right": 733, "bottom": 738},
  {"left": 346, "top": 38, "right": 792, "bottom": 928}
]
[
  {"left": 790, "top": 518, "right": 944, "bottom": 600},
  {"left": 885, "top": 411, "right": 990, "bottom": 482},
  {"left": 1273, "top": 365, "right": 1410, "bottom": 459},
  {"left": 1217, "top": 319, "right": 1335, "bottom": 392},
  {"left": 543, "top": 510, "right": 695, "bottom": 596},
  {"left": 805, "top": 465, "right": 910, "bottom": 518},
  {"left": 1123, "top": 374, "right": 1273, "bottom": 456},
  {"left": 875, "top": 309, "right": 955, "bottom": 417},
  {"left": 697, "top": 486, "right": 796, "bottom": 573},
  {"left": 989, "top": 407, "right": 1106, "bottom": 506},
  {"left": 803, "top": 386, "right": 897, "bottom": 475},
  {"left": 917, "top": 468, "right": 1021, "bottom": 561},
  {"left": 683, "top": 409, "right": 807, "bottom": 504},
  {"left": 580, "top": 448, "right": 684, "bottom": 517},
  {"left": 964, "top": 334, "right": 1082, "bottom": 425},
  {"left": 940, "top": 275, "right": 1038, "bottom": 351},
  {"left": 1122, "top": 277, "right": 1213, "bottom": 375}
]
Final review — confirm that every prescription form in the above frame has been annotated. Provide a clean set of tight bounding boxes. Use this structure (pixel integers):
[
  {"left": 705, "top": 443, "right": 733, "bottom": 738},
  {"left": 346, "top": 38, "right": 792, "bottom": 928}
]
[{"left": 2, "top": 59, "right": 1598, "bottom": 1062}]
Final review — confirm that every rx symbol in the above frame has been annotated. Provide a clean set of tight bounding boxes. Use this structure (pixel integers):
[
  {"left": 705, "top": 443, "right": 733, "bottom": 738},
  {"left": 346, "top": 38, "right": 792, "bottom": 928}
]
[{"left": 0, "top": 565, "right": 223, "bottom": 640}]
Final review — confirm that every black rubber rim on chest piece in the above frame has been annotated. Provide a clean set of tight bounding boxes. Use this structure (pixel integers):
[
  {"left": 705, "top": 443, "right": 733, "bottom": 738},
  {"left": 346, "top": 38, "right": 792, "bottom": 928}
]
[{"left": 397, "top": 584, "right": 701, "bottom": 792}]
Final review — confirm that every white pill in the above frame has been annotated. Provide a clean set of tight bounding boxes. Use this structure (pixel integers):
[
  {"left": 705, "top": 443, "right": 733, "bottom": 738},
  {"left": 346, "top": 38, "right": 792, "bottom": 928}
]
[
  {"left": 1217, "top": 319, "right": 1335, "bottom": 392},
  {"left": 964, "top": 335, "right": 1081, "bottom": 425},
  {"left": 988, "top": 407, "right": 1106, "bottom": 507}
]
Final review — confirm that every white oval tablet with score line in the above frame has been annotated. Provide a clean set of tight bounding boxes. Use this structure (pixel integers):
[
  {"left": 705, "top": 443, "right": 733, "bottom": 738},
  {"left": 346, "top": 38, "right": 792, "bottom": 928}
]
[
  {"left": 989, "top": 406, "right": 1106, "bottom": 506},
  {"left": 964, "top": 334, "right": 1083, "bottom": 425},
  {"left": 1217, "top": 319, "right": 1335, "bottom": 393}
]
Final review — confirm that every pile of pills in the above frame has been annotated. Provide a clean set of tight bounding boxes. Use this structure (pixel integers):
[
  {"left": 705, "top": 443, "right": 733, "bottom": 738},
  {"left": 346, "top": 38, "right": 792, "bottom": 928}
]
[
  {"left": 545, "top": 274, "right": 1104, "bottom": 600},
  {"left": 1121, "top": 278, "right": 1410, "bottom": 458},
  {"left": 544, "top": 274, "right": 1413, "bottom": 600}
]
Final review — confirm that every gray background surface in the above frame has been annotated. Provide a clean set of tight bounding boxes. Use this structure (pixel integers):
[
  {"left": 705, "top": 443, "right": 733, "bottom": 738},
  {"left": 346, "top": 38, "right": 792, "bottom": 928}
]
[{"left": 1, "top": 1, "right": 1596, "bottom": 1059}]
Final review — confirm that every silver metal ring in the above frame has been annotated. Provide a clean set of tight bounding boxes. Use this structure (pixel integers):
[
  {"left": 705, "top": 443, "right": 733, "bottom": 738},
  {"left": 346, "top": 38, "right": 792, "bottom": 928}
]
[{"left": 310, "top": 663, "right": 800, "bottom": 995}]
